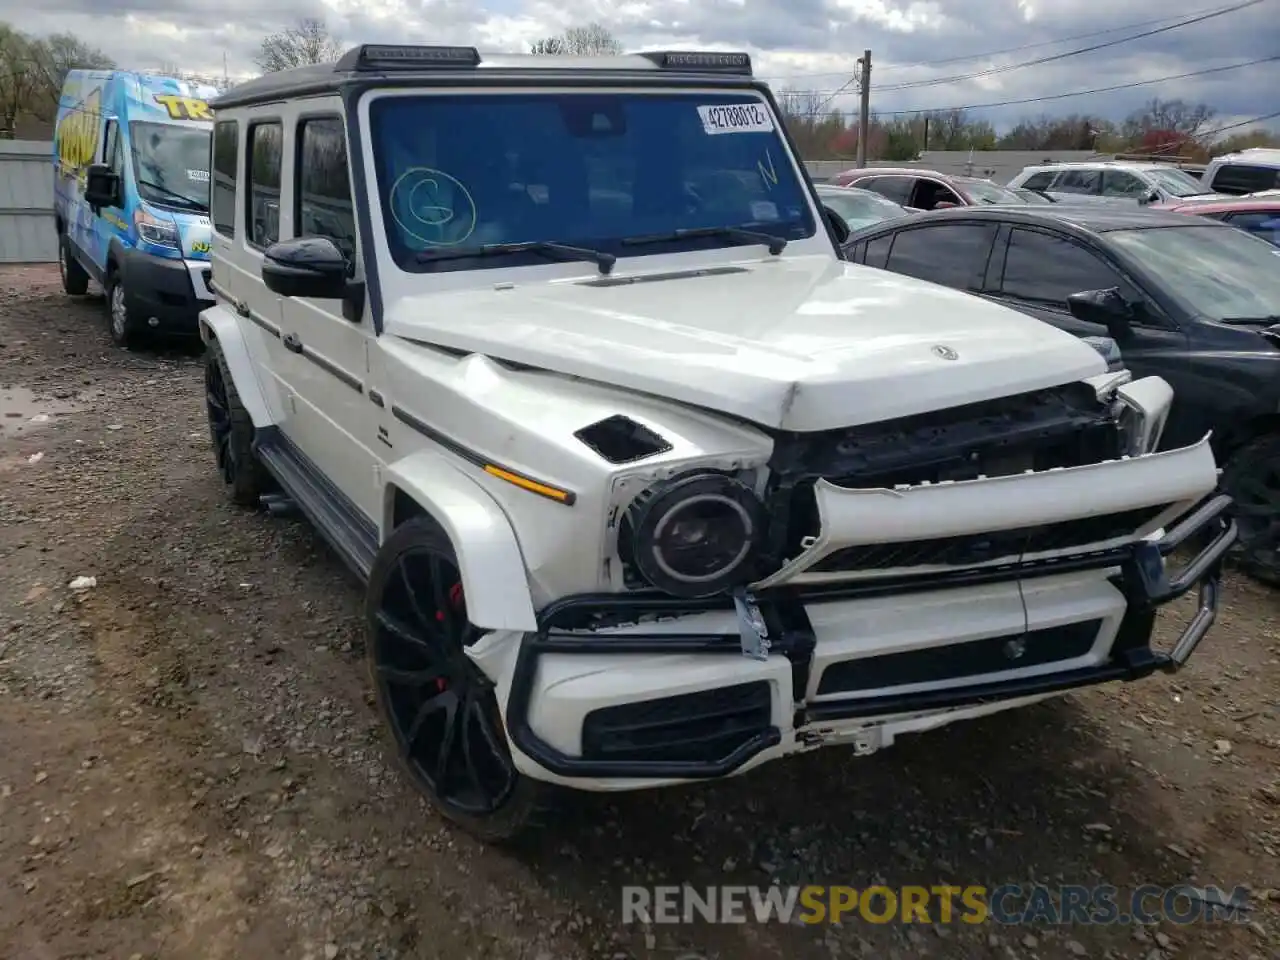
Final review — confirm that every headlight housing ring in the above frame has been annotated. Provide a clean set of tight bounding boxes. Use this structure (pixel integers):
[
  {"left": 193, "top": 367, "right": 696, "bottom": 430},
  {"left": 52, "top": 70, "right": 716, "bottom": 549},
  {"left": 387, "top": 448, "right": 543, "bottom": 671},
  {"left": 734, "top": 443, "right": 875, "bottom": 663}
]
[{"left": 623, "top": 470, "right": 765, "bottom": 598}]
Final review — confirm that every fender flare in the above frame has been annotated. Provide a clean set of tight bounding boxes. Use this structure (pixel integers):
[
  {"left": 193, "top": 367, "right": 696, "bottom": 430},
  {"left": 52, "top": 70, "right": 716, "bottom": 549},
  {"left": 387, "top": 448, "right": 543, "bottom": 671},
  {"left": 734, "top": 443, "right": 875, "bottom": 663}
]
[
  {"left": 198, "top": 305, "right": 274, "bottom": 428},
  {"left": 383, "top": 451, "right": 538, "bottom": 633}
]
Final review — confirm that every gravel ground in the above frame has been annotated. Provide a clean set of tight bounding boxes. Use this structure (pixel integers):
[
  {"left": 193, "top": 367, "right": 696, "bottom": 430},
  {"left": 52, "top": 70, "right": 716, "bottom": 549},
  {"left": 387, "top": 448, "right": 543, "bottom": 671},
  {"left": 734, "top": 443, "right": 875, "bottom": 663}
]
[{"left": 1, "top": 263, "right": 1278, "bottom": 960}]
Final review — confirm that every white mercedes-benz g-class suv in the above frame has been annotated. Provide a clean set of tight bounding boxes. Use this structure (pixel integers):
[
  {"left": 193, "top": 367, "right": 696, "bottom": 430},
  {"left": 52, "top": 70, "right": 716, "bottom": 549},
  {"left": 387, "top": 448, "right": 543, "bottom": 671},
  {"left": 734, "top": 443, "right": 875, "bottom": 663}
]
[{"left": 199, "top": 43, "right": 1237, "bottom": 841}]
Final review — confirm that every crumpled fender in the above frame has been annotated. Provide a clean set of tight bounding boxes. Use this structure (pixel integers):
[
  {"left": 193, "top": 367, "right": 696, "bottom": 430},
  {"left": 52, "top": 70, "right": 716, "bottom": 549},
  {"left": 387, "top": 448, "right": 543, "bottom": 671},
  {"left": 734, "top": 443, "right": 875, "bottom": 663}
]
[
  {"left": 198, "top": 304, "right": 273, "bottom": 428},
  {"left": 382, "top": 450, "right": 538, "bottom": 632}
]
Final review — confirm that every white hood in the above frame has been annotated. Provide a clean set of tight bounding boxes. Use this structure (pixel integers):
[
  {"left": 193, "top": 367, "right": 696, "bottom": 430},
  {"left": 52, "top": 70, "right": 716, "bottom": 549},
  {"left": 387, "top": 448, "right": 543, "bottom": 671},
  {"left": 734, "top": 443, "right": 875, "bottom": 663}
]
[{"left": 383, "top": 255, "right": 1106, "bottom": 432}]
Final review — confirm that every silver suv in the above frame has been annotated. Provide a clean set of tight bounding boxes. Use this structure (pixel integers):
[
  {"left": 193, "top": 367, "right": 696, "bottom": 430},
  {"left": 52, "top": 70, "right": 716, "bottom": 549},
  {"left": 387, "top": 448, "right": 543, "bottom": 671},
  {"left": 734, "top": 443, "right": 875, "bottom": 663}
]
[{"left": 1009, "top": 161, "right": 1222, "bottom": 206}]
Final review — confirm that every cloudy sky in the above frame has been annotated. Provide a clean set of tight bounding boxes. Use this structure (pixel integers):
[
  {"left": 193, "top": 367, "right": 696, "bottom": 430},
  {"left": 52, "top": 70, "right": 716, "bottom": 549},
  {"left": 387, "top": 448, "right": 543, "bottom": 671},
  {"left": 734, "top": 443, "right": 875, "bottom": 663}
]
[{"left": 5, "top": 0, "right": 1278, "bottom": 134}]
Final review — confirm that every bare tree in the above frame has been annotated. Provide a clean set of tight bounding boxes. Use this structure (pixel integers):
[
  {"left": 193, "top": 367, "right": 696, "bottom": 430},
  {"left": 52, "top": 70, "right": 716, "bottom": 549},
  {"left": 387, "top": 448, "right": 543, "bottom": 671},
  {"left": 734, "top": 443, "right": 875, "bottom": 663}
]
[
  {"left": 530, "top": 23, "right": 622, "bottom": 56},
  {"left": 256, "top": 17, "right": 342, "bottom": 73},
  {"left": 0, "top": 23, "right": 112, "bottom": 134}
]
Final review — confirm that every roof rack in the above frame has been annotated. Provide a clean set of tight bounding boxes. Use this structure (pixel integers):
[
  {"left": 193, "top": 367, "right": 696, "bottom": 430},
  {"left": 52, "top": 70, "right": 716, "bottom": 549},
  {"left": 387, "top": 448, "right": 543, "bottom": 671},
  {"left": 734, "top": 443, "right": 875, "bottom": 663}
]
[
  {"left": 335, "top": 44, "right": 482, "bottom": 72},
  {"left": 636, "top": 51, "right": 753, "bottom": 75}
]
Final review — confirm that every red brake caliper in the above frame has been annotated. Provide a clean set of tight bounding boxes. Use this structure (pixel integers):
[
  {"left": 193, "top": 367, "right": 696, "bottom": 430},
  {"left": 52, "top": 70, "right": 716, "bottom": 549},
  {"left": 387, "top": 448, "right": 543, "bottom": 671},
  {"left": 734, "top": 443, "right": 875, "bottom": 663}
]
[{"left": 433, "top": 583, "right": 466, "bottom": 692}]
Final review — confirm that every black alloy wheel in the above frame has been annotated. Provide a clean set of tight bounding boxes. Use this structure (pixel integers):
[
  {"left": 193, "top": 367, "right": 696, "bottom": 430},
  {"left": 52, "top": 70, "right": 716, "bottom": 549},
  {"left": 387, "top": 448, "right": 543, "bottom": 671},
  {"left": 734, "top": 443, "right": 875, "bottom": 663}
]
[
  {"left": 366, "top": 518, "right": 548, "bottom": 841},
  {"left": 203, "top": 339, "right": 269, "bottom": 506}
]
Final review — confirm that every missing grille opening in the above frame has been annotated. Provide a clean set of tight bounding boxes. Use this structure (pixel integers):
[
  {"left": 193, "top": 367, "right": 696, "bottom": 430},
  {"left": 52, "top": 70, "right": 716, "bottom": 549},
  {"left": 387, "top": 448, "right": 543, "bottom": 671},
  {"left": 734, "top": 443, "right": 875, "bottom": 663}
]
[{"left": 574, "top": 415, "right": 672, "bottom": 464}]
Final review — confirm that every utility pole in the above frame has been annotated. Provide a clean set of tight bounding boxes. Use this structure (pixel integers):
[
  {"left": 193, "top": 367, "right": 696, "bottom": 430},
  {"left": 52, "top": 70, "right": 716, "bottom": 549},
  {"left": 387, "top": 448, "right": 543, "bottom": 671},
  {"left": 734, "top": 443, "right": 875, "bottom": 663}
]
[{"left": 855, "top": 49, "right": 872, "bottom": 168}]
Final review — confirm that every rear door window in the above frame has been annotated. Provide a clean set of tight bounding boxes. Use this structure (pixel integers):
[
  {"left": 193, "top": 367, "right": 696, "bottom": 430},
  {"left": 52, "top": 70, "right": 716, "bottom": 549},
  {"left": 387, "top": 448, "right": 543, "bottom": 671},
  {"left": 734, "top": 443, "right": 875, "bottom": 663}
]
[
  {"left": 1055, "top": 170, "right": 1102, "bottom": 195},
  {"left": 882, "top": 222, "right": 999, "bottom": 290}
]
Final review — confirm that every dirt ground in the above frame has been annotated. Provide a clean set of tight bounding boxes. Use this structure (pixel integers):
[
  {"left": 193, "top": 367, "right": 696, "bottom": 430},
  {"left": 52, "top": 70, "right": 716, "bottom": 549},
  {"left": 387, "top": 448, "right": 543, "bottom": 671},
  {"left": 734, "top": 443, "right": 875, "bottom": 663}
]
[{"left": 1, "top": 264, "right": 1278, "bottom": 960}]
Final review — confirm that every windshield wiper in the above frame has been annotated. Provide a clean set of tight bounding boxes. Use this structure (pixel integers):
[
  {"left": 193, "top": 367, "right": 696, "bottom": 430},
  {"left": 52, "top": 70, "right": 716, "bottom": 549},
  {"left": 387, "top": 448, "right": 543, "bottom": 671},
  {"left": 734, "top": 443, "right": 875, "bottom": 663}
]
[
  {"left": 621, "top": 226, "right": 786, "bottom": 255},
  {"left": 415, "top": 241, "right": 615, "bottom": 274},
  {"left": 136, "top": 177, "right": 206, "bottom": 211}
]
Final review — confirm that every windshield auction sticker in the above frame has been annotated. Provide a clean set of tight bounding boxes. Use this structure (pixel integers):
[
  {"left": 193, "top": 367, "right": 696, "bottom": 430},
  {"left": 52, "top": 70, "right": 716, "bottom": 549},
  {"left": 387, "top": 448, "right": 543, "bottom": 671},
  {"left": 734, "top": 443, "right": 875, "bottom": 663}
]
[{"left": 698, "top": 103, "right": 774, "bottom": 135}]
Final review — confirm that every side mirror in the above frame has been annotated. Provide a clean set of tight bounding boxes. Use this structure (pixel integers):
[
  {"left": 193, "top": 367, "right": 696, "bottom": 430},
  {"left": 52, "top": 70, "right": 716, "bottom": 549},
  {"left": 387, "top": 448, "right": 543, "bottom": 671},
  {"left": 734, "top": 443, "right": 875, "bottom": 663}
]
[
  {"left": 84, "top": 163, "right": 120, "bottom": 212},
  {"left": 823, "top": 205, "right": 850, "bottom": 246},
  {"left": 1067, "top": 287, "right": 1135, "bottom": 340},
  {"left": 1139, "top": 190, "right": 1160, "bottom": 206},
  {"left": 261, "top": 236, "right": 364, "bottom": 320}
]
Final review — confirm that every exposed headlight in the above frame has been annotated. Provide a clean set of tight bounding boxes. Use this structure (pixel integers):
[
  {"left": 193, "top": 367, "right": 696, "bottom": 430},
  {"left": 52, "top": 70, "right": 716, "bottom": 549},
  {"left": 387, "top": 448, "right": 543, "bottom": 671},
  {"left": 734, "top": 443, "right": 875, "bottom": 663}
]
[
  {"left": 1113, "top": 377, "right": 1173, "bottom": 456},
  {"left": 133, "top": 207, "right": 179, "bottom": 248},
  {"left": 624, "top": 470, "right": 764, "bottom": 598},
  {"left": 1083, "top": 335, "right": 1124, "bottom": 371}
]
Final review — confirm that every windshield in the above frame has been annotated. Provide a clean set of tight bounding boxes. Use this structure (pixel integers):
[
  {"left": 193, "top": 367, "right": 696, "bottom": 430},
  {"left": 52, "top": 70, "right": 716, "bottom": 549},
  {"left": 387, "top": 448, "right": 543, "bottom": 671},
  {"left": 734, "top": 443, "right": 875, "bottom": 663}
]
[
  {"left": 1108, "top": 224, "right": 1280, "bottom": 322},
  {"left": 129, "top": 121, "right": 210, "bottom": 211},
  {"left": 817, "top": 186, "right": 909, "bottom": 229},
  {"left": 1145, "top": 167, "right": 1210, "bottom": 198},
  {"left": 368, "top": 92, "right": 817, "bottom": 272},
  {"left": 961, "top": 180, "right": 1031, "bottom": 204}
]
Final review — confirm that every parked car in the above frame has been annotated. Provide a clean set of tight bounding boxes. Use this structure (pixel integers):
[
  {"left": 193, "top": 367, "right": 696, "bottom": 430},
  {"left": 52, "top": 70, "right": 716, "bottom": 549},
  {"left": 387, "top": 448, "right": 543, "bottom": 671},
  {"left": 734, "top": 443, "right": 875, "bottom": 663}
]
[
  {"left": 1200, "top": 148, "right": 1280, "bottom": 196},
  {"left": 1155, "top": 195, "right": 1280, "bottom": 247},
  {"left": 843, "top": 205, "right": 1280, "bottom": 582},
  {"left": 828, "top": 167, "right": 1044, "bottom": 210},
  {"left": 814, "top": 183, "right": 912, "bottom": 229},
  {"left": 200, "top": 44, "right": 1232, "bottom": 841},
  {"left": 52, "top": 69, "right": 219, "bottom": 349},
  {"left": 1007, "top": 161, "right": 1223, "bottom": 207}
]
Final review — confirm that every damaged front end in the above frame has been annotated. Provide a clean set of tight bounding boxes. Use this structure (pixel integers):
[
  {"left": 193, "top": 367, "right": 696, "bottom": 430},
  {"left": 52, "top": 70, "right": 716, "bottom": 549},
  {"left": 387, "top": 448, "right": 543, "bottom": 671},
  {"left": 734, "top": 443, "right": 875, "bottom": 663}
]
[{"left": 498, "top": 373, "right": 1236, "bottom": 784}]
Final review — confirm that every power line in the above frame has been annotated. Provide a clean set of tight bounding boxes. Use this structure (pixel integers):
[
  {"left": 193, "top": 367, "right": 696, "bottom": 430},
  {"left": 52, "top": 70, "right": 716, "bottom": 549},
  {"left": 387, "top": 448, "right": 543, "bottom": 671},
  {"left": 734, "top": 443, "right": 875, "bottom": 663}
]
[
  {"left": 760, "top": 2, "right": 1253, "bottom": 82},
  {"left": 876, "top": 0, "right": 1270, "bottom": 92},
  {"left": 791, "top": 55, "right": 1280, "bottom": 116}
]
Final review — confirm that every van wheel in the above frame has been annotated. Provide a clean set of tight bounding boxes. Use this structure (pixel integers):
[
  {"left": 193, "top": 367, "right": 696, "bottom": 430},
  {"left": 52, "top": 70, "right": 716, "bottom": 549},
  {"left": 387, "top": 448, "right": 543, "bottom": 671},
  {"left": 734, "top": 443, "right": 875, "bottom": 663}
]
[
  {"left": 1220, "top": 434, "right": 1280, "bottom": 586},
  {"left": 104, "top": 271, "right": 143, "bottom": 349},
  {"left": 366, "top": 517, "right": 552, "bottom": 844},
  {"left": 59, "top": 235, "right": 89, "bottom": 296},
  {"left": 204, "top": 338, "right": 270, "bottom": 507}
]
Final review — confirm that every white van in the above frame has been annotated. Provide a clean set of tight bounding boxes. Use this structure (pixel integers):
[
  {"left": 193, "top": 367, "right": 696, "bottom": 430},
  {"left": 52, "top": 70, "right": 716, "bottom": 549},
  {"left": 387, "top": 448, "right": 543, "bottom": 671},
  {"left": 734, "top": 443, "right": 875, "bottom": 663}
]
[{"left": 1201, "top": 147, "right": 1280, "bottom": 195}]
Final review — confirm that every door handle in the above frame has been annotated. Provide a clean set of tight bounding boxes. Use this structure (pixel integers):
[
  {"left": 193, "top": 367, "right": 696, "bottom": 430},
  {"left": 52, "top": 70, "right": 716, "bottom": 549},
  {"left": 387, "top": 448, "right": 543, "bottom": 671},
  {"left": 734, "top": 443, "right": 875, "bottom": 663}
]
[{"left": 282, "top": 333, "right": 303, "bottom": 354}]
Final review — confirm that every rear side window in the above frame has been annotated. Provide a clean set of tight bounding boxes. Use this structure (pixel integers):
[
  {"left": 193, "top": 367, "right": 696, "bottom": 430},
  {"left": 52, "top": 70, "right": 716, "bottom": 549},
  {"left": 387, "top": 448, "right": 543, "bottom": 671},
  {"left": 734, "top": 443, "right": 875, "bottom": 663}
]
[
  {"left": 860, "top": 176, "right": 914, "bottom": 205},
  {"left": 864, "top": 233, "right": 893, "bottom": 268},
  {"left": 882, "top": 223, "right": 999, "bottom": 290},
  {"left": 211, "top": 120, "right": 238, "bottom": 237},
  {"left": 1209, "top": 164, "right": 1280, "bottom": 196},
  {"left": 296, "top": 117, "right": 356, "bottom": 261},
  {"left": 247, "top": 121, "right": 283, "bottom": 249},
  {"left": 1020, "top": 171, "right": 1055, "bottom": 191},
  {"left": 1056, "top": 170, "right": 1101, "bottom": 194}
]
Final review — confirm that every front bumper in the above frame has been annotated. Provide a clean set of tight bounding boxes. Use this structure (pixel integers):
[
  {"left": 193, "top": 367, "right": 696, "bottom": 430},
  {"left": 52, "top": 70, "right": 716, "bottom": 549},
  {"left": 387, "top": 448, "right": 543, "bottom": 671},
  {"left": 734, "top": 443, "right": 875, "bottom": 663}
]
[
  {"left": 117, "top": 249, "right": 214, "bottom": 334},
  {"left": 496, "top": 493, "right": 1235, "bottom": 785}
]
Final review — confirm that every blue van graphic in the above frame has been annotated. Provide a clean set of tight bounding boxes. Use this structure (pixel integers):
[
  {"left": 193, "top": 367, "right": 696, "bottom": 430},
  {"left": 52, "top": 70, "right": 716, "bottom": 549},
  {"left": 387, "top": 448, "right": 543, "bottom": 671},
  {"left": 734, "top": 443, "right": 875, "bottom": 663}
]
[{"left": 53, "top": 70, "right": 219, "bottom": 348}]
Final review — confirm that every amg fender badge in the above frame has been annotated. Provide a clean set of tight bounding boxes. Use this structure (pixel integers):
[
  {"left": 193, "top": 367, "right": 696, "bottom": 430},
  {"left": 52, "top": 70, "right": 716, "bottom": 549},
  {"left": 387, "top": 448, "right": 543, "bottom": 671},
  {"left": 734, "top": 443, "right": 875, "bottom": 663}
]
[{"left": 931, "top": 344, "right": 959, "bottom": 360}]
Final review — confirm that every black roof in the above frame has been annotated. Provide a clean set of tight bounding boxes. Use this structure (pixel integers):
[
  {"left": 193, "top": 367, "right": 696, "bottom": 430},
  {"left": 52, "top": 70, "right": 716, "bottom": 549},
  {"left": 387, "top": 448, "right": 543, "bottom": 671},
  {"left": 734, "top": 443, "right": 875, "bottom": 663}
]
[
  {"left": 852, "top": 204, "right": 1230, "bottom": 235},
  {"left": 212, "top": 44, "right": 762, "bottom": 110}
]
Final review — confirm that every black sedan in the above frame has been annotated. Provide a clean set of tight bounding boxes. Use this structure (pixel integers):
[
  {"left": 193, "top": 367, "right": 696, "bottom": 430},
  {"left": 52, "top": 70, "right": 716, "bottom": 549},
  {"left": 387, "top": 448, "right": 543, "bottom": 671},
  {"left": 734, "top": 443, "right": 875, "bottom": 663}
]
[{"left": 841, "top": 205, "right": 1280, "bottom": 583}]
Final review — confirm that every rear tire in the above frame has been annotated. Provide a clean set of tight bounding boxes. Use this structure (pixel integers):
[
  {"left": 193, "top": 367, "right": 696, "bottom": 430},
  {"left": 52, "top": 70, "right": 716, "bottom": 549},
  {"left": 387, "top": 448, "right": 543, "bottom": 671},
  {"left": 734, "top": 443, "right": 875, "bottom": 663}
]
[
  {"left": 59, "top": 234, "right": 89, "bottom": 296},
  {"left": 1219, "top": 434, "right": 1280, "bottom": 586},
  {"left": 204, "top": 338, "right": 270, "bottom": 507}
]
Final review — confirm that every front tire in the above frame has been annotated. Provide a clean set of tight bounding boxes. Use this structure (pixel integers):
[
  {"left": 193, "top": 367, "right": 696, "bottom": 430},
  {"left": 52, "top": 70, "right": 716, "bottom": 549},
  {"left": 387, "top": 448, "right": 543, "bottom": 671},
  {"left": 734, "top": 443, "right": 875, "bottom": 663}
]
[
  {"left": 59, "top": 234, "right": 89, "bottom": 296},
  {"left": 204, "top": 338, "right": 270, "bottom": 507},
  {"left": 1219, "top": 434, "right": 1280, "bottom": 586},
  {"left": 104, "top": 270, "right": 141, "bottom": 349},
  {"left": 365, "top": 517, "right": 550, "bottom": 843}
]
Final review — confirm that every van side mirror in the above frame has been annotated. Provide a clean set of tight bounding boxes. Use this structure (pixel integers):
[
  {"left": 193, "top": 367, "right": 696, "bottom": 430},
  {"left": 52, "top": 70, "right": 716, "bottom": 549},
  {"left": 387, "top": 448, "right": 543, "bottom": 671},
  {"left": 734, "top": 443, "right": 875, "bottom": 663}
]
[
  {"left": 1139, "top": 190, "right": 1160, "bottom": 206},
  {"left": 261, "top": 236, "right": 365, "bottom": 321},
  {"left": 823, "top": 205, "right": 850, "bottom": 245},
  {"left": 1067, "top": 286, "right": 1135, "bottom": 340},
  {"left": 84, "top": 163, "right": 121, "bottom": 212}
]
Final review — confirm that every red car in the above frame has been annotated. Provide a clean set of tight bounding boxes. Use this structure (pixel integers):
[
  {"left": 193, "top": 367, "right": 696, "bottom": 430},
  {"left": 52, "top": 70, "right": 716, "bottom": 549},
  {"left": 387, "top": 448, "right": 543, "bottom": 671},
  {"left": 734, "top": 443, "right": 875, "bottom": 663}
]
[
  {"left": 828, "top": 167, "right": 1044, "bottom": 210},
  {"left": 1153, "top": 195, "right": 1280, "bottom": 247}
]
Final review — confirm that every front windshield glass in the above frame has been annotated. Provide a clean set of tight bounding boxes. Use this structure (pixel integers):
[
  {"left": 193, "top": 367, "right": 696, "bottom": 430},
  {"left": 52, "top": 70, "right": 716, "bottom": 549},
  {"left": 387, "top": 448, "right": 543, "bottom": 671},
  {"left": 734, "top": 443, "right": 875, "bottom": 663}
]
[
  {"left": 817, "top": 187, "right": 909, "bottom": 229},
  {"left": 368, "top": 92, "right": 817, "bottom": 272},
  {"left": 128, "top": 121, "right": 210, "bottom": 211},
  {"left": 1145, "top": 167, "right": 1209, "bottom": 198},
  {"left": 961, "top": 180, "right": 1031, "bottom": 204},
  {"left": 1108, "top": 224, "right": 1280, "bottom": 322}
]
